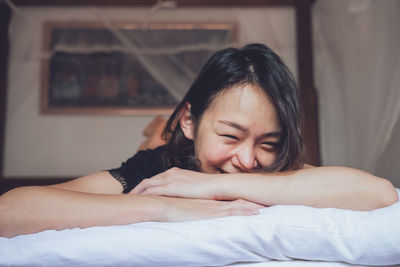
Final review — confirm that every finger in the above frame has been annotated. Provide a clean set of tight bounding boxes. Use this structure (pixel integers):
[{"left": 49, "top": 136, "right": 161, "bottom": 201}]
[
  {"left": 232, "top": 199, "right": 266, "bottom": 209},
  {"left": 219, "top": 200, "right": 266, "bottom": 217},
  {"left": 130, "top": 177, "right": 166, "bottom": 194},
  {"left": 223, "top": 206, "right": 261, "bottom": 217},
  {"left": 142, "top": 186, "right": 186, "bottom": 198},
  {"left": 230, "top": 208, "right": 260, "bottom": 216},
  {"left": 141, "top": 186, "right": 171, "bottom": 196},
  {"left": 129, "top": 179, "right": 147, "bottom": 194},
  {"left": 206, "top": 206, "right": 258, "bottom": 219}
]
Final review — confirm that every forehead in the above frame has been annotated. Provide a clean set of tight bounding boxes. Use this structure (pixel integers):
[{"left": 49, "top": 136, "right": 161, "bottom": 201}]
[{"left": 203, "top": 84, "right": 280, "bottom": 131}]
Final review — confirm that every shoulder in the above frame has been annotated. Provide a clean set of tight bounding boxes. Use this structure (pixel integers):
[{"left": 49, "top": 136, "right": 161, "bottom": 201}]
[
  {"left": 123, "top": 145, "right": 168, "bottom": 174},
  {"left": 108, "top": 145, "right": 169, "bottom": 193},
  {"left": 131, "top": 145, "right": 167, "bottom": 164}
]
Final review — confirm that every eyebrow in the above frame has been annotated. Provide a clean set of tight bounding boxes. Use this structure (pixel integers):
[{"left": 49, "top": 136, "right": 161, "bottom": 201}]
[
  {"left": 217, "top": 120, "right": 281, "bottom": 139},
  {"left": 218, "top": 120, "right": 248, "bottom": 132}
]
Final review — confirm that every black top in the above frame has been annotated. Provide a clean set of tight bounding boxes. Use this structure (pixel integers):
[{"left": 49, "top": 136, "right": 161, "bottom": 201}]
[{"left": 108, "top": 145, "right": 168, "bottom": 193}]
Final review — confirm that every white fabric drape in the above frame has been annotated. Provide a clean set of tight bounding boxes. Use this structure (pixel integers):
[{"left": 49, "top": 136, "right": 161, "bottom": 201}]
[
  {"left": 91, "top": 8, "right": 236, "bottom": 101},
  {"left": 314, "top": 0, "right": 400, "bottom": 185}
]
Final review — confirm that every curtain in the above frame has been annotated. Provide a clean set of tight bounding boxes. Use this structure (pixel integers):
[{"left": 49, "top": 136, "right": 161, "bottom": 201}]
[{"left": 314, "top": 0, "right": 400, "bottom": 186}]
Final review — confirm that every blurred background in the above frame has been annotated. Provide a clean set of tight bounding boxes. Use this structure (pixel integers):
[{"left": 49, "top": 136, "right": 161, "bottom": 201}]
[{"left": 0, "top": 0, "right": 399, "bottom": 192}]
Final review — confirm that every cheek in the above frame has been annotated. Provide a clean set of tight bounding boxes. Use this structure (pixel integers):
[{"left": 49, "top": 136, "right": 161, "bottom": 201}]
[
  {"left": 195, "top": 137, "right": 232, "bottom": 165},
  {"left": 257, "top": 151, "right": 277, "bottom": 168}
]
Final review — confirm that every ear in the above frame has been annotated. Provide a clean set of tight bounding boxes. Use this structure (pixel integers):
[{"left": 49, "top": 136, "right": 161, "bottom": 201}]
[{"left": 179, "top": 102, "right": 195, "bottom": 141}]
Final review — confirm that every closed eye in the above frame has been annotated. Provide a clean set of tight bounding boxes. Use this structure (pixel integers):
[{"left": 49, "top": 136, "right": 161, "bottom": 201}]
[
  {"left": 221, "top": 134, "right": 239, "bottom": 141},
  {"left": 261, "top": 142, "right": 279, "bottom": 151}
]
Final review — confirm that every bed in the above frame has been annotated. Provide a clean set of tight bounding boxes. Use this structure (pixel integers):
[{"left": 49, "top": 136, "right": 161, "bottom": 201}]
[
  {"left": 1, "top": 189, "right": 399, "bottom": 266},
  {"left": 0, "top": 2, "right": 399, "bottom": 266}
]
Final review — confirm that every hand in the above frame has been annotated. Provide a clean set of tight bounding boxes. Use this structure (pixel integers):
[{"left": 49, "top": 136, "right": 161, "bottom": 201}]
[
  {"left": 155, "top": 196, "right": 264, "bottom": 222},
  {"left": 130, "top": 167, "right": 218, "bottom": 199}
]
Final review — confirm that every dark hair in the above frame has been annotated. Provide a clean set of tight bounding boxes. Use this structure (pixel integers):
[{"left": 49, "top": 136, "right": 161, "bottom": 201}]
[{"left": 162, "top": 43, "right": 304, "bottom": 172}]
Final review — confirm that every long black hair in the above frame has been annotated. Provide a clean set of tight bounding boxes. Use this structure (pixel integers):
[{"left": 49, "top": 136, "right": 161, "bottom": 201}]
[{"left": 162, "top": 43, "right": 304, "bottom": 172}]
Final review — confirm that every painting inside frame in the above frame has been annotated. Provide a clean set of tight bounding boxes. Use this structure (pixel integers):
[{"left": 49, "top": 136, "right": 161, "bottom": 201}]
[{"left": 41, "top": 21, "right": 236, "bottom": 115}]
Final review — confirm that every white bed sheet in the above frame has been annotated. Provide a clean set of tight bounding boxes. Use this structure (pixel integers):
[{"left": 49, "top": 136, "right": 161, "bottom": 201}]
[
  {"left": 230, "top": 261, "right": 400, "bottom": 267},
  {"left": 1, "top": 189, "right": 399, "bottom": 267}
]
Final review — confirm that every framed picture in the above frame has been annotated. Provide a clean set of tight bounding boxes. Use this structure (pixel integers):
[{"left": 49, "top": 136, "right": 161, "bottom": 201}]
[{"left": 40, "top": 21, "right": 236, "bottom": 115}]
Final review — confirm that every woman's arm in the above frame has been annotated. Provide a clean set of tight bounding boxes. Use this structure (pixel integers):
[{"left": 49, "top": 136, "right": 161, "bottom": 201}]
[
  {"left": 215, "top": 167, "right": 398, "bottom": 210},
  {"left": 132, "top": 167, "right": 398, "bottom": 211},
  {"left": 0, "top": 172, "right": 262, "bottom": 238}
]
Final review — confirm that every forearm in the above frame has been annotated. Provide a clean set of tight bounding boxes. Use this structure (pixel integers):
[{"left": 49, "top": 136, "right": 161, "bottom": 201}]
[
  {"left": 0, "top": 186, "right": 163, "bottom": 237},
  {"left": 215, "top": 167, "right": 398, "bottom": 210},
  {"left": 0, "top": 185, "right": 263, "bottom": 238}
]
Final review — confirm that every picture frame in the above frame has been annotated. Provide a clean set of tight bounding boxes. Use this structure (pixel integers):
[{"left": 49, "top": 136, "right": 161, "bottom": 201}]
[{"left": 40, "top": 21, "right": 236, "bottom": 115}]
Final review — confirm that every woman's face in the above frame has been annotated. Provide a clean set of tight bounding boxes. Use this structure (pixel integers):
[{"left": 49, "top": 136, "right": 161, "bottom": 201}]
[{"left": 185, "top": 84, "right": 281, "bottom": 174}]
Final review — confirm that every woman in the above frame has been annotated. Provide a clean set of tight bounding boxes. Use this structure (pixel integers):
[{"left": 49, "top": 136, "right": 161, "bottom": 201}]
[{"left": 0, "top": 44, "right": 397, "bottom": 238}]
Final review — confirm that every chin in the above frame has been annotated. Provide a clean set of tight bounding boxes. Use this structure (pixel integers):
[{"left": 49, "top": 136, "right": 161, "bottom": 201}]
[{"left": 199, "top": 166, "right": 221, "bottom": 174}]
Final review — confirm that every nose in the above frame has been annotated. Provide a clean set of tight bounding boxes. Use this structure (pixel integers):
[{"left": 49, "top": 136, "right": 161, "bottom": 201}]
[{"left": 232, "top": 144, "right": 257, "bottom": 171}]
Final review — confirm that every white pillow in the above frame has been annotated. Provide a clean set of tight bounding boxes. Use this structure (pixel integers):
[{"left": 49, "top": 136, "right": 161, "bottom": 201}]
[{"left": 0, "top": 189, "right": 399, "bottom": 267}]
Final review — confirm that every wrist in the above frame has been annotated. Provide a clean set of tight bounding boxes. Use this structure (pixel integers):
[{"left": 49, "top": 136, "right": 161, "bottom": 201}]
[
  {"left": 213, "top": 173, "right": 238, "bottom": 200},
  {"left": 122, "top": 195, "right": 165, "bottom": 223}
]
